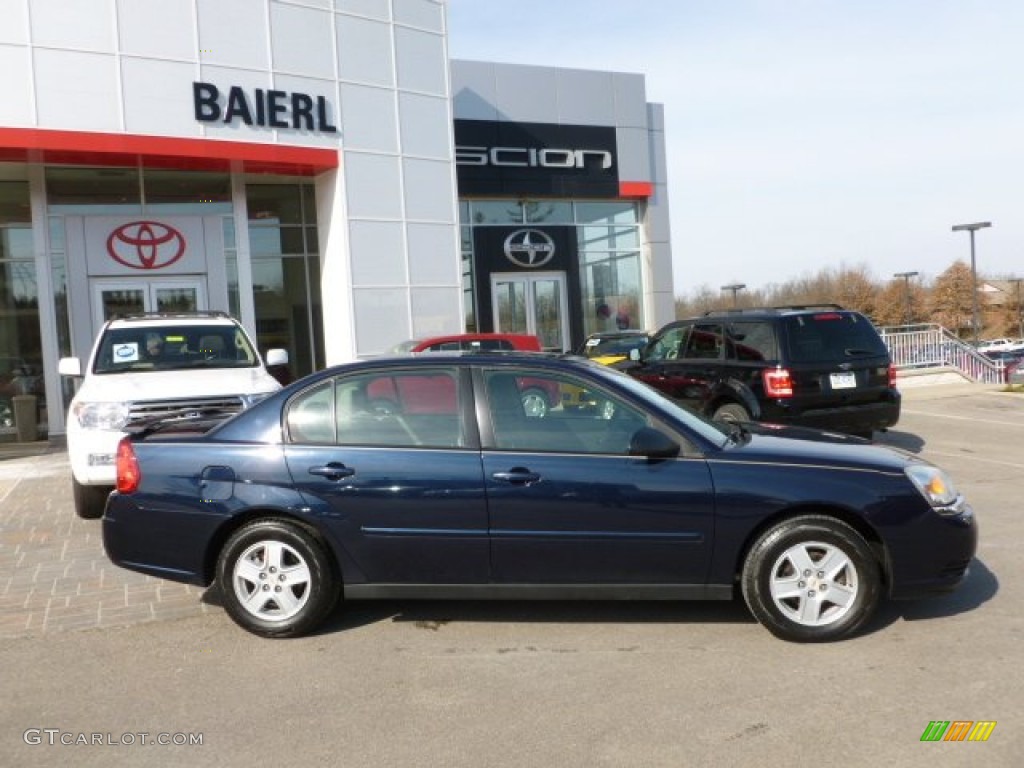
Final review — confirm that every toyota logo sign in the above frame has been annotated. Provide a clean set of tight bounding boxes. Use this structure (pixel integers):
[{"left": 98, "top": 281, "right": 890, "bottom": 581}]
[
  {"left": 106, "top": 221, "right": 186, "bottom": 270},
  {"left": 503, "top": 229, "right": 555, "bottom": 268}
]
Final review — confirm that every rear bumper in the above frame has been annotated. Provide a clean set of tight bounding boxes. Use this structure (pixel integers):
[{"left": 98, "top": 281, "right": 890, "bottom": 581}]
[{"left": 762, "top": 393, "right": 901, "bottom": 434}]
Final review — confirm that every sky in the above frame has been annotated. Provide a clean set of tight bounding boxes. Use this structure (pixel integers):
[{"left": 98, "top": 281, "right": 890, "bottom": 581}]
[{"left": 446, "top": 0, "right": 1024, "bottom": 297}]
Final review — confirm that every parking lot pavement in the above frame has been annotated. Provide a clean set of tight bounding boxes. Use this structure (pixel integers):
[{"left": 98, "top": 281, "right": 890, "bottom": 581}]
[{"left": 0, "top": 452, "right": 211, "bottom": 639}]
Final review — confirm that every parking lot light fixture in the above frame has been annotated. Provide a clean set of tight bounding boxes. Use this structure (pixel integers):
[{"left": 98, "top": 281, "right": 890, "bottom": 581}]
[
  {"left": 894, "top": 271, "right": 919, "bottom": 325},
  {"left": 951, "top": 221, "right": 992, "bottom": 346},
  {"left": 721, "top": 283, "right": 746, "bottom": 307}
]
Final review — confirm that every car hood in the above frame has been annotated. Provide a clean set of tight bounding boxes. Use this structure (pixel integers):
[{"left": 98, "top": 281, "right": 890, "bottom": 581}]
[
  {"left": 719, "top": 422, "right": 918, "bottom": 473},
  {"left": 73, "top": 367, "right": 281, "bottom": 403}
]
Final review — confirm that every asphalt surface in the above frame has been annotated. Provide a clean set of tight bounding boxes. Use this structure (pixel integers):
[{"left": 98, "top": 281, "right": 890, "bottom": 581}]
[{"left": 1, "top": 381, "right": 1021, "bottom": 767}]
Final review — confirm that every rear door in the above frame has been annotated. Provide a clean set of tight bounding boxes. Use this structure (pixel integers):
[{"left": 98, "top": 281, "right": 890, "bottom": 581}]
[
  {"left": 631, "top": 322, "right": 725, "bottom": 414},
  {"left": 283, "top": 366, "right": 490, "bottom": 585}
]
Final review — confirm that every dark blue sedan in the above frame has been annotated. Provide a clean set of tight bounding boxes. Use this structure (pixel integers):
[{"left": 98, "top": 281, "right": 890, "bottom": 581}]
[{"left": 103, "top": 353, "right": 976, "bottom": 642}]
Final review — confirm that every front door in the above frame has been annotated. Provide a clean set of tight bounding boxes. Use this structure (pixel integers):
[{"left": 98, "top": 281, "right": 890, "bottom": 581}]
[
  {"left": 491, "top": 272, "right": 569, "bottom": 352},
  {"left": 91, "top": 279, "right": 207, "bottom": 334}
]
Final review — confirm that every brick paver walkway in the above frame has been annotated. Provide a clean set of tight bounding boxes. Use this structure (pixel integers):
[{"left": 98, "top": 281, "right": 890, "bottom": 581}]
[{"left": 0, "top": 451, "right": 212, "bottom": 638}]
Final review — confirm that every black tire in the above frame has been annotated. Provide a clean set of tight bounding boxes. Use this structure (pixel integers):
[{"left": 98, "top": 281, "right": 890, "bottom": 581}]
[
  {"left": 741, "top": 515, "right": 881, "bottom": 642},
  {"left": 72, "top": 478, "right": 111, "bottom": 520},
  {"left": 217, "top": 519, "right": 340, "bottom": 638},
  {"left": 712, "top": 403, "right": 750, "bottom": 423}
]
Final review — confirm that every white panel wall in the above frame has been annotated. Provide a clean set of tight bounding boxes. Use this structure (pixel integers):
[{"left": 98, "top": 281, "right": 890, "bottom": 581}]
[
  {"left": 117, "top": 0, "right": 195, "bottom": 60},
  {"left": 195, "top": 0, "right": 269, "bottom": 71},
  {"left": 340, "top": 0, "right": 460, "bottom": 359},
  {"left": 0, "top": 45, "right": 32, "bottom": 124},
  {"left": 270, "top": 3, "right": 335, "bottom": 80},
  {"left": 30, "top": 0, "right": 115, "bottom": 51},
  {"left": 33, "top": 49, "right": 120, "bottom": 131},
  {"left": 121, "top": 58, "right": 199, "bottom": 136},
  {"left": 0, "top": 0, "right": 29, "bottom": 45}
]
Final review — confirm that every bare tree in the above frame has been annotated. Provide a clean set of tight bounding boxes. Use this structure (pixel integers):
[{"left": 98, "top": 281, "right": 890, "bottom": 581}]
[{"left": 929, "top": 261, "right": 975, "bottom": 338}]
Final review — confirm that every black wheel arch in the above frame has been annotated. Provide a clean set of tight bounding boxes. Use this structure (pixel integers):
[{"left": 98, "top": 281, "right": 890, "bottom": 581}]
[
  {"left": 729, "top": 504, "right": 891, "bottom": 595},
  {"left": 202, "top": 509, "right": 342, "bottom": 587},
  {"left": 707, "top": 378, "right": 761, "bottom": 420}
]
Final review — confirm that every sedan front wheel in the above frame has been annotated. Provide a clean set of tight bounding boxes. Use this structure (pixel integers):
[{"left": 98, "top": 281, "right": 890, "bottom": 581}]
[
  {"left": 217, "top": 519, "right": 340, "bottom": 638},
  {"left": 741, "top": 515, "right": 881, "bottom": 642}
]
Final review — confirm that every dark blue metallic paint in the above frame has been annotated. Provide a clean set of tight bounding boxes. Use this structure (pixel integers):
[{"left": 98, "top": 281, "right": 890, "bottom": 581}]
[{"left": 102, "top": 353, "right": 976, "bottom": 618}]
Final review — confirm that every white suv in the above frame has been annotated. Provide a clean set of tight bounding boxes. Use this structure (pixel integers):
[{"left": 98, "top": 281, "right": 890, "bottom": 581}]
[{"left": 59, "top": 312, "right": 287, "bottom": 518}]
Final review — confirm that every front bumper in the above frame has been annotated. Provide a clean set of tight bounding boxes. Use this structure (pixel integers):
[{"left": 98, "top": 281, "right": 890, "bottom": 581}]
[{"left": 886, "top": 504, "right": 978, "bottom": 599}]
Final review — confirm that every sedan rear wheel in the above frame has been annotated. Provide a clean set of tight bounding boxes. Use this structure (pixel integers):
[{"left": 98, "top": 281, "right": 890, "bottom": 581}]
[
  {"left": 741, "top": 515, "right": 880, "bottom": 642},
  {"left": 217, "top": 519, "right": 339, "bottom": 638}
]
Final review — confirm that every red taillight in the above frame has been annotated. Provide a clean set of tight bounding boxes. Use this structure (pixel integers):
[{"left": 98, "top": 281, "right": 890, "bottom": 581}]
[
  {"left": 115, "top": 438, "right": 141, "bottom": 494},
  {"left": 888, "top": 363, "right": 897, "bottom": 388},
  {"left": 763, "top": 367, "right": 794, "bottom": 398}
]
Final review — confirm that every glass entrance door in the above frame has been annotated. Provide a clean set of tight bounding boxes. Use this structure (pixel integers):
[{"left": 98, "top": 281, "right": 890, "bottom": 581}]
[
  {"left": 491, "top": 272, "right": 569, "bottom": 352},
  {"left": 92, "top": 279, "right": 206, "bottom": 333}
]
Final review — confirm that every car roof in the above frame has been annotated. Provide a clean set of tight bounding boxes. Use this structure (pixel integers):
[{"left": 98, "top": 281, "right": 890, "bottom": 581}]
[
  {"left": 585, "top": 330, "right": 649, "bottom": 339},
  {"left": 106, "top": 311, "right": 239, "bottom": 329},
  {"left": 700, "top": 304, "right": 851, "bottom": 319},
  {"left": 405, "top": 333, "right": 542, "bottom": 350}
]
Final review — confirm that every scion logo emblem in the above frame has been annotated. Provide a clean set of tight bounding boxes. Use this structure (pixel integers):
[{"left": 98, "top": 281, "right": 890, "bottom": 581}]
[
  {"left": 503, "top": 229, "right": 556, "bottom": 268},
  {"left": 107, "top": 221, "right": 186, "bottom": 270}
]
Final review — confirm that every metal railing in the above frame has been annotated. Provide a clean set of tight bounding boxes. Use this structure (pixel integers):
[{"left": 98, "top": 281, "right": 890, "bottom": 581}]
[{"left": 878, "top": 323, "right": 1006, "bottom": 384}]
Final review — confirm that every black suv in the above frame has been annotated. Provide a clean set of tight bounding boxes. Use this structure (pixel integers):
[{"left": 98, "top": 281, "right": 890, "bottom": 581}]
[{"left": 623, "top": 305, "right": 900, "bottom": 437}]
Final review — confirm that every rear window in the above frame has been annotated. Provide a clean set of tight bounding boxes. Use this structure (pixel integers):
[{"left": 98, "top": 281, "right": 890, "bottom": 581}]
[{"left": 783, "top": 313, "right": 889, "bottom": 363}]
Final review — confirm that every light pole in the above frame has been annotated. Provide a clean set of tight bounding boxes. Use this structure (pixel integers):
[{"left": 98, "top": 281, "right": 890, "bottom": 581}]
[
  {"left": 951, "top": 221, "right": 991, "bottom": 346},
  {"left": 894, "top": 271, "right": 918, "bottom": 325},
  {"left": 721, "top": 283, "right": 746, "bottom": 307}
]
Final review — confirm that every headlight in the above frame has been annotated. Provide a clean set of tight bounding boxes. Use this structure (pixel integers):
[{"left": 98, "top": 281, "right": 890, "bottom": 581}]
[
  {"left": 905, "top": 464, "right": 961, "bottom": 510},
  {"left": 71, "top": 401, "right": 131, "bottom": 430}
]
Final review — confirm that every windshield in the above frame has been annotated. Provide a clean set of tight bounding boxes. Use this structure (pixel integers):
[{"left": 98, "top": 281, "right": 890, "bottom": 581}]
[{"left": 93, "top": 324, "right": 259, "bottom": 374}]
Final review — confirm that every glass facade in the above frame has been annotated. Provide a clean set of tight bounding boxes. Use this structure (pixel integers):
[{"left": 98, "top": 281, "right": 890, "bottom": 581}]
[
  {"left": 246, "top": 183, "right": 323, "bottom": 382},
  {"left": 459, "top": 199, "right": 644, "bottom": 340},
  {"left": 0, "top": 181, "right": 45, "bottom": 439}
]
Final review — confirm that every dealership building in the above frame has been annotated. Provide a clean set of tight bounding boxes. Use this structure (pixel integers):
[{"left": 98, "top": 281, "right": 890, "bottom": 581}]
[{"left": 0, "top": 0, "right": 673, "bottom": 442}]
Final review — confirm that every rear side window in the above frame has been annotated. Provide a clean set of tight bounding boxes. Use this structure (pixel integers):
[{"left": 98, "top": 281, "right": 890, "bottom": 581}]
[
  {"left": 724, "top": 321, "right": 777, "bottom": 361},
  {"left": 783, "top": 313, "right": 888, "bottom": 363},
  {"left": 681, "top": 323, "right": 723, "bottom": 359},
  {"left": 286, "top": 368, "right": 465, "bottom": 448}
]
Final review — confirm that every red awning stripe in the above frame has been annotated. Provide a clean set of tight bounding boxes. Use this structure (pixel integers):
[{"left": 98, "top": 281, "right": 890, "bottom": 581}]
[{"left": 0, "top": 127, "right": 339, "bottom": 175}]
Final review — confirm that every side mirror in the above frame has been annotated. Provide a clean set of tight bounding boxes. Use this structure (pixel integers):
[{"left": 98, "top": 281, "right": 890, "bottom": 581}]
[
  {"left": 58, "top": 357, "right": 82, "bottom": 377},
  {"left": 629, "top": 348, "right": 641, "bottom": 361},
  {"left": 628, "top": 426, "right": 680, "bottom": 459},
  {"left": 265, "top": 349, "right": 289, "bottom": 367}
]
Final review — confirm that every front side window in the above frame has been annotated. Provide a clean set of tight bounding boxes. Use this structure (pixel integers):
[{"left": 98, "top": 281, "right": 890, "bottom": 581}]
[
  {"left": 646, "top": 326, "right": 687, "bottom": 361},
  {"left": 483, "top": 368, "right": 650, "bottom": 455}
]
